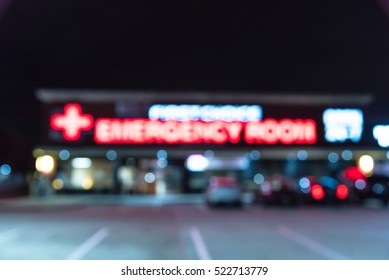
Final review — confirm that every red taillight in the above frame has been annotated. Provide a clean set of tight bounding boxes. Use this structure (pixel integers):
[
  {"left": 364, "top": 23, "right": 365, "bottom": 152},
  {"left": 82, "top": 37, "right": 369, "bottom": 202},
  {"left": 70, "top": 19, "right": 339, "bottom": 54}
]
[
  {"left": 311, "top": 184, "right": 325, "bottom": 200},
  {"left": 336, "top": 184, "right": 349, "bottom": 200}
]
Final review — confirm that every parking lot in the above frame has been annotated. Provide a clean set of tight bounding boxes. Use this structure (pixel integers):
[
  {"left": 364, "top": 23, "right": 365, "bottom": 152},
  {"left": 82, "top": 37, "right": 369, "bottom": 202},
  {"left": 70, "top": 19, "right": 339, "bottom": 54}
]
[{"left": 0, "top": 195, "right": 388, "bottom": 260}]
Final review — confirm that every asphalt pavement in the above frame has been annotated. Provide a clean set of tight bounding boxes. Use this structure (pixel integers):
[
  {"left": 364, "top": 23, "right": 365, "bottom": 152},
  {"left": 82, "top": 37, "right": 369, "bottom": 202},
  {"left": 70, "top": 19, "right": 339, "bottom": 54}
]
[{"left": 0, "top": 194, "right": 388, "bottom": 260}]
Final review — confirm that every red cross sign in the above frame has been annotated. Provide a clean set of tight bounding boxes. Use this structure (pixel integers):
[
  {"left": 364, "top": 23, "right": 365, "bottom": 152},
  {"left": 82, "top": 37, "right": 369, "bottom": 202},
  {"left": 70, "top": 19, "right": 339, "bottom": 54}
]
[{"left": 50, "top": 104, "right": 94, "bottom": 141}]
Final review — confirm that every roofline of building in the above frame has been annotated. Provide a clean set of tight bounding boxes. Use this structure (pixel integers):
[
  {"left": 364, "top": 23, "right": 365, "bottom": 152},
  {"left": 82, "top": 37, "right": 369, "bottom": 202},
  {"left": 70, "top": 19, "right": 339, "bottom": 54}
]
[{"left": 36, "top": 89, "right": 375, "bottom": 106}]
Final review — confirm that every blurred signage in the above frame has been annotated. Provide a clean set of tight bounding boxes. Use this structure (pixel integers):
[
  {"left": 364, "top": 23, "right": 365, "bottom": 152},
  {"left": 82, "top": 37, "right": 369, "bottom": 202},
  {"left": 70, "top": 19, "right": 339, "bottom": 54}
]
[
  {"left": 50, "top": 103, "right": 317, "bottom": 145},
  {"left": 95, "top": 119, "right": 243, "bottom": 144},
  {"left": 322, "top": 108, "right": 364, "bottom": 142},
  {"left": 373, "top": 125, "right": 389, "bottom": 147},
  {"left": 148, "top": 104, "right": 262, "bottom": 122},
  {"left": 94, "top": 118, "right": 316, "bottom": 144},
  {"left": 244, "top": 119, "right": 316, "bottom": 144},
  {"left": 50, "top": 104, "right": 94, "bottom": 141}
]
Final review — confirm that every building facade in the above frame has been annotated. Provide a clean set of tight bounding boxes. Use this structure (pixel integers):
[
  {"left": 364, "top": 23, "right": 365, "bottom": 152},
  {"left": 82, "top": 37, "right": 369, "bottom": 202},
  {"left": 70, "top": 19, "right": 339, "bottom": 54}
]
[{"left": 32, "top": 90, "right": 389, "bottom": 195}]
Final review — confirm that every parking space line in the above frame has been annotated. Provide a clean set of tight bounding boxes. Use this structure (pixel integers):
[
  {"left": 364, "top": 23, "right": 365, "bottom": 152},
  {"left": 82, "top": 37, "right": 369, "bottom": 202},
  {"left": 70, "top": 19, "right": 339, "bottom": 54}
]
[
  {"left": 66, "top": 227, "right": 110, "bottom": 260},
  {"left": 365, "top": 227, "right": 389, "bottom": 241},
  {"left": 189, "top": 226, "right": 212, "bottom": 260},
  {"left": 0, "top": 229, "right": 20, "bottom": 244},
  {"left": 277, "top": 225, "right": 350, "bottom": 260}
]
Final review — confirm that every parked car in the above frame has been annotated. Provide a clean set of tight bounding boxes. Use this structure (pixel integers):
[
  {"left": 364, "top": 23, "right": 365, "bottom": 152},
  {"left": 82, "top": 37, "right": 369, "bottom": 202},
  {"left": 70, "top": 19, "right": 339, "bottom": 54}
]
[
  {"left": 205, "top": 176, "right": 242, "bottom": 207},
  {"left": 347, "top": 175, "right": 389, "bottom": 206},
  {"left": 256, "top": 174, "right": 298, "bottom": 206},
  {"left": 298, "top": 175, "right": 350, "bottom": 204},
  {"left": 339, "top": 166, "right": 389, "bottom": 206}
]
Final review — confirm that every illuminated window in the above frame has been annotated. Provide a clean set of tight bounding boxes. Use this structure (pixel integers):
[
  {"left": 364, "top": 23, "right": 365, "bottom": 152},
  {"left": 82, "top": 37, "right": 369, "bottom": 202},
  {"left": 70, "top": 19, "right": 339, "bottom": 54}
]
[{"left": 323, "top": 108, "right": 363, "bottom": 142}]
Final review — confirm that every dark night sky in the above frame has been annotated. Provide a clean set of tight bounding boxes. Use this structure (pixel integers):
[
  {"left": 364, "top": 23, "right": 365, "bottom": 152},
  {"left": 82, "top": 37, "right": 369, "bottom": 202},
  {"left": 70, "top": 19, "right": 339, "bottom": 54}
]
[{"left": 0, "top": 0, "right": 389, "bottom": 170}]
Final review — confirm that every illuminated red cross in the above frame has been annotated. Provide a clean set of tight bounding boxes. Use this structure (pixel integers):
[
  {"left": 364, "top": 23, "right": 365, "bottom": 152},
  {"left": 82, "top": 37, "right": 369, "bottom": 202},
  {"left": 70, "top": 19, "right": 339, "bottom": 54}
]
[{"left": 50, "top": 104, "right": 94, "bottom": 141}]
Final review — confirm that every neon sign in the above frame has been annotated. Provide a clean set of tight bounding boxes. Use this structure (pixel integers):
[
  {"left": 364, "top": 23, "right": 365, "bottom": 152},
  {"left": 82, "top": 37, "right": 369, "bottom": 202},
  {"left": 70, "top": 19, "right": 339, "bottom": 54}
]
[
  {"left": 94, "top": 118, "right": 316, "bottom": 145},
  {"left": 245, "top": 119, "right": 316, "bottom": 144},
  {"left": 148, "top": 104, "right": 262, "bottom": 122},
  {"left": 95, "top": 119, "right": 244, "bottom": 144},
  {"left": 373, "top": 125, "right": 389, "bottom": 147},
  {"left": 322, "top": 108, "right": 363, "bottom": 142},
  {"left": 50, "top": 104, "right": 94, "bottom": 141},
  {"left": 51, "top": 104, "right": 317, "bottom": 145}
]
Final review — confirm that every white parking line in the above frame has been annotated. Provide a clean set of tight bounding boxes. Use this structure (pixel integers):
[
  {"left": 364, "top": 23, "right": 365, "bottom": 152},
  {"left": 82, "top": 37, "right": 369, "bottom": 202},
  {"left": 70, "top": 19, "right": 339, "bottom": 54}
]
[
  {"left": 0, "top": 229, "right": 21, "bottom": 244},
  {"left": 277, "top": 225, "right": 350, "bottom": 260},
  {"left": 189, "top": 226, "right": 212, "bottom": 260},
  {"left": 365, "top": 227, "right": 389, "bottom": 241},
  {"left": 66, "top": 227, "right": 110, "bottom": 260}
]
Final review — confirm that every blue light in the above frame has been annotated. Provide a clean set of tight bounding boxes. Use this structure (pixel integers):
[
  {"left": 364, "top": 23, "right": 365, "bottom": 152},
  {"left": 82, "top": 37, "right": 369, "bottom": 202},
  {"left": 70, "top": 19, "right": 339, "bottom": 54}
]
[
  {"left": 328, "top": 152, "right": 339, "bottom": 163},
  {"left": 59, "top": 149, "right": 70, "bottom": 160},
  {"left": 0, "top": 164, "right": 11, "bottom": 176},
  {"left": 157, "top": 150, "right": 167, "bottom": 159},
  {"left": 157, "top": 158, "right": 168, "bottom": 168},
  {"left": 319, "top": 176, "right": 338, "bottom": 189},
  {"left": 355, "top": 179, "right": 366, "bottom": 190},
  {"left": 106, "top": 150, "right": 117, "bottom": 161},
  {"left": 297, "top": 150, "right": 308, "bottom": 161},
  {"left": 254, "top": 173, "right": 264, "bottom": 185},
  {"left": 144, "top": 172, "right": 156, "bottom": 183},
  {"left": 299, "top": 177, "right": 310, "bottom": 189},
  {"left": 372, "top": 183, "right": 384, "bottom": 194},
  {"left": 250, "top": 150, "right": 261, "bottom": 160},
  {"left": 342, "top": 150, "right": 353, "bottom": 161}
]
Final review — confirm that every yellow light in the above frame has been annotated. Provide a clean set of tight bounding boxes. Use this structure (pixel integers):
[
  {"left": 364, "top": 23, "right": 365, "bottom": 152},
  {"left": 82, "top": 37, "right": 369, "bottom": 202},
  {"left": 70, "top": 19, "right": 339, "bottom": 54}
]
[
  {"left": 82, "top": 177, "right": 94, "bottom": 190},
  {"left": 52, "top": 178, "right": 64, "bottom": 190},
  {"left": 358, "top": 155, "right": 374, "bottom": 176},
  {"left": 36, "top": 155, "right": 55, "bottom": 174}
]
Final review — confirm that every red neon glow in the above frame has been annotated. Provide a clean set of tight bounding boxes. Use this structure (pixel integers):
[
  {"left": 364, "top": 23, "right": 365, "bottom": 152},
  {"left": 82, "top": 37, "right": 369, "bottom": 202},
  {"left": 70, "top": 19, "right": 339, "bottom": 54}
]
[
  {"left": 94, "top": 118, "right": 316, "bottom": 145},
  {"left": 95, "top": 119, "right": 244, "bottom": 144},
  {"left": 51, "top": 104, "right": 94, "bottom": 141},
  {"left": 244, "top": 118, "right": 317, "bottom": 144},
  {"left": 311, "top": 184, "right": 325, "bottom": 200},
  {"left": 336, "top": 184, "right": 349, "bottom": 200},
  {"left": 342, "top": 166, "right": 366, "bottom": 182}
]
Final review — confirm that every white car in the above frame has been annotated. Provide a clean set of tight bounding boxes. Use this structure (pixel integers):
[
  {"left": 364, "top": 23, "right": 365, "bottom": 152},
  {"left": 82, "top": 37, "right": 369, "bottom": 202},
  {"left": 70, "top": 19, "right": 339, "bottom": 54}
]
[{"left": 205, "top": 176, "right": 242, "bottom": 207}]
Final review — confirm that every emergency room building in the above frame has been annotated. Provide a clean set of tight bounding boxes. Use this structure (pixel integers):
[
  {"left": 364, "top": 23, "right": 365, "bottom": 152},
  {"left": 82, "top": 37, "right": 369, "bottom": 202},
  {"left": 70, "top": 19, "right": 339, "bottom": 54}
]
[{"left": 33, "top": 89, "right": 389, "bottom": 195}]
